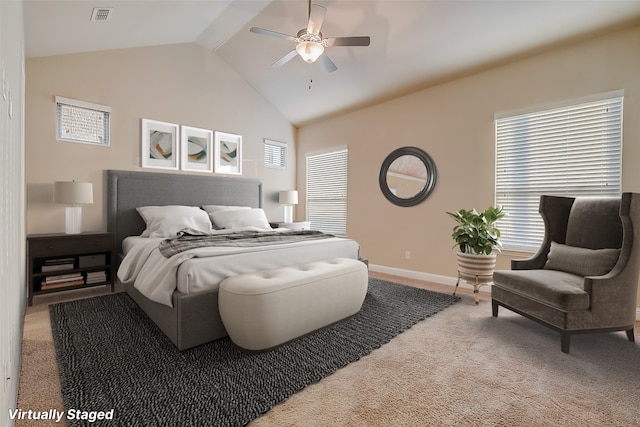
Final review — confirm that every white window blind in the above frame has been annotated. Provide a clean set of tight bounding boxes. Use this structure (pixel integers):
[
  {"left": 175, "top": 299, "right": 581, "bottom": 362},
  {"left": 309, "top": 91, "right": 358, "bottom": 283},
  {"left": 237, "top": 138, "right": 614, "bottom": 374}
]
[
  {"left": 495, "top": 94, "right": 622, "bottom": 251},
  {"left": 264, "top": 139, "right": 287, "bottom": 169},
  {"left": 306, "top": 148, "right": 348, "bottom": 236},
  {"left": 56, "top": 96, "right": 110, "bottom": 146}
]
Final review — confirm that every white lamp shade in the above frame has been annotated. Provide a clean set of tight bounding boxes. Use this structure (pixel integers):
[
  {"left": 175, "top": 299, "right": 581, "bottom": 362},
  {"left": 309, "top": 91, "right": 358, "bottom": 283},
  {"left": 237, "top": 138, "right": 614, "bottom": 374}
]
[
  {"left": 54, "top": 181, "right": 93, "bottom": 204},
  {"left": 279, "top": 190, "right": 298, "bottom": 205},
  {"left": 296, "top": 41, "right": 324, "bottom": 63}
]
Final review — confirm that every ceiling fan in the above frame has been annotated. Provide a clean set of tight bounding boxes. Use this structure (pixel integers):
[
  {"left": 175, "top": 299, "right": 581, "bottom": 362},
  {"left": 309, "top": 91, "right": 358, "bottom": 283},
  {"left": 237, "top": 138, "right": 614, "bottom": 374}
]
[{"left": 249, "top": 0, "right": 370, "bottom": 73}]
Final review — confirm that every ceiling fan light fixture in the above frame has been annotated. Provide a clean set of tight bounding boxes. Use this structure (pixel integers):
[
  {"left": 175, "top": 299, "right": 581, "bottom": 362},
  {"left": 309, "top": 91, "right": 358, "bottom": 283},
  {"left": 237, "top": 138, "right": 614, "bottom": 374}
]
[{"left": 296, "top": 41, "right": 324, "bottom": 63}]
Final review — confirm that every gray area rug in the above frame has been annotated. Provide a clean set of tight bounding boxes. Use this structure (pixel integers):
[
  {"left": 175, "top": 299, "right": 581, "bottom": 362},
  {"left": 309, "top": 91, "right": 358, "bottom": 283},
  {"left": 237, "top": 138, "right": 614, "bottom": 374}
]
[{"left": 50, "top": 278, "right": 459, "bottom": 426}]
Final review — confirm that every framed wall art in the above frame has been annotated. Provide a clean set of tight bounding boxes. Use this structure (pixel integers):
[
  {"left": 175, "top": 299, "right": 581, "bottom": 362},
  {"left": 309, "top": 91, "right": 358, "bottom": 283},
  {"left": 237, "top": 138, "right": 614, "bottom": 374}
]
[
  {"left": 141, "top": 119, "right": 179, "bottom": 170},
  {"left": 214, "top": 131, "right": 242, "bottom": 175},
  {"left": 181, "top": 126, "right": 213, "bottom": 173}
]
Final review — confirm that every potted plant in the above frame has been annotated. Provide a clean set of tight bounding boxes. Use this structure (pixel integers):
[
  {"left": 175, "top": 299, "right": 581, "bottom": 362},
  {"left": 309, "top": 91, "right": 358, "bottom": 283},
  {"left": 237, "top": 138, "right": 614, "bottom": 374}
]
[{"left": 446, "top": 205, "right": 505, "bottom": 303}]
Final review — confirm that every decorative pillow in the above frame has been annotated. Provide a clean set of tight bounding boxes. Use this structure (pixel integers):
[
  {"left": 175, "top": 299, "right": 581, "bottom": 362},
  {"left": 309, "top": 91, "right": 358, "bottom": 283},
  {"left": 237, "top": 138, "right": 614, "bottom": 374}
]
[
  {"left": 202, "top": 205, "right": 252, "bottom": 229},
  {"left": 544, "top": 241, "right": 620, "bottom": 277},
  {"left": 210, "top": 208, "right": 272, "bottom": 230},
  {"left": 136, "top": 206, "right": 213, "bottom": 238}
]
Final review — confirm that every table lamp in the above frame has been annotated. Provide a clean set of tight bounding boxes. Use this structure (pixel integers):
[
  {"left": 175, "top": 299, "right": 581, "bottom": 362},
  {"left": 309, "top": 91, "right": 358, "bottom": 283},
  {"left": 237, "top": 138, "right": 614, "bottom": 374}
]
[
  {"left": 279, "top": 190, "right": 298, "bottom": 223},
  {"left": 54, "top": 181, "right": 93, "bottom": 234}
]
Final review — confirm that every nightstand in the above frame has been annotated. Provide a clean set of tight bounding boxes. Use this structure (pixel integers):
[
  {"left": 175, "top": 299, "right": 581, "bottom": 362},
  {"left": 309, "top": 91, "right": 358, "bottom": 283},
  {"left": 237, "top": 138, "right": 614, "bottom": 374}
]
[
  {"left": 272, "top": 221, "right": 311, "bottom": 231},
  {"left": 27, "top": 232, "right": 115, "bottom": 306}
]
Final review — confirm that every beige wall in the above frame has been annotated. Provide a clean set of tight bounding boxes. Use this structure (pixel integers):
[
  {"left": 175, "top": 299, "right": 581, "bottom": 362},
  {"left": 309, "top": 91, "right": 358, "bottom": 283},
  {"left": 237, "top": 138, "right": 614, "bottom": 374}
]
[
  {"left": 26, "top": 43, "right": 297, "bottom": 234},
  {"left": 297, "top": 24, "right": 640, "bottom": 306}
]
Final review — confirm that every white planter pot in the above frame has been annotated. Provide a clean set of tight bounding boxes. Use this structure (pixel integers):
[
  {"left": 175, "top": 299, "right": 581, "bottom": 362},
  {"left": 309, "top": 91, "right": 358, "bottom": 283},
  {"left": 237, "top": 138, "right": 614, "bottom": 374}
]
[
  {"left": 456, "top": 252, "right": 497, "bottom": 283},
  {"left": 454, "top": 252, "right": 497, "bottom": 304}
]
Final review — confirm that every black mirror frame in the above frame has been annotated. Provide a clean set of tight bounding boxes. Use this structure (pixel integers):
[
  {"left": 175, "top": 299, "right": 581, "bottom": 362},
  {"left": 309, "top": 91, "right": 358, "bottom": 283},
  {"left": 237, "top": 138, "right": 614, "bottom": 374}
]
[{"left": 378, "top": 146, "right": 437, "bottom": 207}]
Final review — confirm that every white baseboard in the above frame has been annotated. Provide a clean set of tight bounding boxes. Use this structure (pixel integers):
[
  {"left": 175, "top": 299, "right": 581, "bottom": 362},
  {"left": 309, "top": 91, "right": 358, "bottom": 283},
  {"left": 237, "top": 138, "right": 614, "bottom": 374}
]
[
  {"left": 369, "top": 264, "right": 640, "bottom": 319},
  {"left": 368, "top": 264, "right": 490, "bottom": 293}
]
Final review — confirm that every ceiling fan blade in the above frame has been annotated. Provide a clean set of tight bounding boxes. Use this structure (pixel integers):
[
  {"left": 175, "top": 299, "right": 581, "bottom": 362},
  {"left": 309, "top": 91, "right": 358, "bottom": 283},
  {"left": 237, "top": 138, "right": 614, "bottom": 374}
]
[
  {"left": 324, "top": 36, "right": 371, "bottom": 47},
  {"left": 250, "top": 27, "right": 296, "bottom": 42},
  {"left": 272, "top": 50, "right": 298, "bottom": 68},
  {"left": 320, "top": 54, "right": 337, "bottom": 73},
  {"left": 307, "top": 4, "right": 327, "bottom": 35}
]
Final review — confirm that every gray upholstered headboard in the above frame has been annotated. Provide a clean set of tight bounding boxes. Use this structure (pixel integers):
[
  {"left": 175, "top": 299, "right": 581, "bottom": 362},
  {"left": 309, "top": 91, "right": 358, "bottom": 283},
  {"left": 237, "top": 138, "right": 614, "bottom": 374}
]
[{"left": 106, "top": 170, "right": 263, "bottom": 254}]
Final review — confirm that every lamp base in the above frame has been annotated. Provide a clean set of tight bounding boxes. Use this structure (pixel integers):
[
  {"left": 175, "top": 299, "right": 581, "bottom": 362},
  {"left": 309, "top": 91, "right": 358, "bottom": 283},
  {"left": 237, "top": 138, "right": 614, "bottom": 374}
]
[
  {"left": 65, "top": 206, "right": 83, "bottom": 234},
  {"left": 283, "top": 205, "right": 293, "bottom": 223}
]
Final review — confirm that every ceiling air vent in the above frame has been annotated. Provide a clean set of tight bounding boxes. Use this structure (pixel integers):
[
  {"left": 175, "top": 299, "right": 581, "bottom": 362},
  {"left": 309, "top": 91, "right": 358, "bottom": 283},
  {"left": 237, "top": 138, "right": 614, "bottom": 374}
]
[{"left": 90, "top": 7, "right": 113, "bottom": 22}]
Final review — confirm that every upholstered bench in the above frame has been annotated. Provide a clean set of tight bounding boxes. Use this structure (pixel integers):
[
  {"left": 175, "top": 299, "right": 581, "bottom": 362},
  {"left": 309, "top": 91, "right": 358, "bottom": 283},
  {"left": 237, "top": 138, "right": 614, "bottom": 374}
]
[{"left": 218, "top": 258, "right": 368, "bottom": 351}]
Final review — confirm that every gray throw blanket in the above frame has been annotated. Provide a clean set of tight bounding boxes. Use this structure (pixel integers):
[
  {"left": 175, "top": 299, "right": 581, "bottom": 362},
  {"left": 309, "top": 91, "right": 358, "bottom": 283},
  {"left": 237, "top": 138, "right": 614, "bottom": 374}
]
[{"left": 159, "top": 229, "right": 334, "bottom": 258}]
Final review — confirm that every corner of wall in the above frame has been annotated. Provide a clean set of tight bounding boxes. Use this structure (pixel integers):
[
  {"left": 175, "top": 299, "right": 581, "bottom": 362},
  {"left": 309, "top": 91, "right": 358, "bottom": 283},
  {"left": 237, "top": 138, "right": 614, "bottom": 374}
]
[{"left": 1, "top": 1, "right": 27, "bottom": 425}]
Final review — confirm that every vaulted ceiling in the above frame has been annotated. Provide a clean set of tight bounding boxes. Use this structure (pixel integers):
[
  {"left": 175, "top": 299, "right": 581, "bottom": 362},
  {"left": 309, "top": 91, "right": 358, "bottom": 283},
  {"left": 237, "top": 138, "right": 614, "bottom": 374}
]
[{"left": 24, "top": 0, "right": 640, "bottom": 126}]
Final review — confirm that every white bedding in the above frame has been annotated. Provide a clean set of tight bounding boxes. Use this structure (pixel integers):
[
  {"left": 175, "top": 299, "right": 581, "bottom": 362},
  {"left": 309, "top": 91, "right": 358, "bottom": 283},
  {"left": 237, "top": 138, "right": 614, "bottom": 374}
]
[{"left": 117, "top": 227, "right": 360, "bottom": 307}]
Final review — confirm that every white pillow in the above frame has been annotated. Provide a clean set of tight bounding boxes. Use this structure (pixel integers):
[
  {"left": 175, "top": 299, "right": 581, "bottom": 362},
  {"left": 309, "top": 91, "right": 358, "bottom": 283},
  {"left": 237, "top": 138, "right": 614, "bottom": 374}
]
[
  {"left": 210, "top": 208, "right": 272, "bottom": 230},
  {"left": 202, "top": 205, "right": 251, "bottom": 229},
  {"left": 136, "top": 206, "right": 213, "bottom": 238}
]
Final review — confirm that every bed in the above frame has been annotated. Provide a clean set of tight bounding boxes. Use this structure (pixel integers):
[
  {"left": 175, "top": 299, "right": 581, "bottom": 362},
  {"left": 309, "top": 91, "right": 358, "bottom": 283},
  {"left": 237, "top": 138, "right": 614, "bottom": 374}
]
[{"left": 106, "top": 169, "right": 360, "bottom": 350}]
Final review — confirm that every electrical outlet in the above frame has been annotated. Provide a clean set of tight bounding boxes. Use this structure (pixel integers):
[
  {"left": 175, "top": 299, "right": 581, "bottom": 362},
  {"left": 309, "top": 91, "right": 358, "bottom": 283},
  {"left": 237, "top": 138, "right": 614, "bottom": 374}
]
[{"left": 405, "top": 251, "right": 411, "bottom": 260}]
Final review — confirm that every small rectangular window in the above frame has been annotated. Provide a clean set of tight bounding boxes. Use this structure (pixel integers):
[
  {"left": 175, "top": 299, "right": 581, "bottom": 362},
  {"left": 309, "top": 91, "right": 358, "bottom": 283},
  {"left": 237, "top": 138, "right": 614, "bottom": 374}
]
[
  {"left": 264, "top": 139, "right": 287, "bottom": 169},
  {"left": 56, "top": 96, "right": 111, "bottom": 147},
  {"left": 306, "top": 148, "right": 348, "bottom": 236}
]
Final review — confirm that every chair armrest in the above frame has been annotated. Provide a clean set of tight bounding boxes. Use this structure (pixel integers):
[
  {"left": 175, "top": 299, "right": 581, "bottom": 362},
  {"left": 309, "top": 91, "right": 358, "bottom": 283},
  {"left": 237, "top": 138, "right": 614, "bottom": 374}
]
[
  {"left": 584, "top": 254, "right": 639, "bottom": 324},
  {"left": 584, "top": 275, "right": 638, "bottom": 325},
  {"left": 511, "top": 245, "right": 549, "bottom": 270},
  {"left": 511, "top": 256, "right": 545, "bottom": 270}
]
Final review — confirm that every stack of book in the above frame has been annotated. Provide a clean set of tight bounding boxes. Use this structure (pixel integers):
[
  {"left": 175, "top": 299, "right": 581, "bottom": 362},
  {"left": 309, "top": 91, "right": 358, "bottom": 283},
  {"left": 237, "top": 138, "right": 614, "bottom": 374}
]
[
  {"left": 41, "top": 258, "right": 74, "bottom": 273},
  {"left": 41, "top": 258, "right": 83, "bottom": 290},
  {"left": 41, "top": 273, "right": 84, "bottom": 290},
  {"left": 86, "top": 271, "right": 107, "bottom": 284}
]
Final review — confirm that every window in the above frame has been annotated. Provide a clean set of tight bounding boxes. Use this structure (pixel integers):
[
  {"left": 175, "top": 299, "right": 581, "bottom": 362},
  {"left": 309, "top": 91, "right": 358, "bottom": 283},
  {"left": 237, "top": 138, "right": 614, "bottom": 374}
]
[
  {"left": 495, "top": 92, "right": 623, "bottom": 251},
  {"left": 56, "top": 96, "right": 110, "bottom": 146},
  {"left": 306, "top": 148, "right": 348, "bottom": 235},
  {"left": 264, "top": 139, "right": 287, "bottom": 169}
]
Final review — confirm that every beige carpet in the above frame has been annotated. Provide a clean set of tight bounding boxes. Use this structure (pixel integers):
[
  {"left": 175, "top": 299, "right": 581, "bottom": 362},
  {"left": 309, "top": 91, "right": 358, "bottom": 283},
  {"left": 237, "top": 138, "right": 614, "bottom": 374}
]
[{"left": 16, "top": 275, "right": 640, "bottom": 426}]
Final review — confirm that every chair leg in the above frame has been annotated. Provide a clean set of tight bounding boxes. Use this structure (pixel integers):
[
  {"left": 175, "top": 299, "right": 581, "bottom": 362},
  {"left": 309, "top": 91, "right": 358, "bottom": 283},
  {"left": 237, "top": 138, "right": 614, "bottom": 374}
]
[
  {"left": 491, "top": 299, "right": 498, "bottom": 317},
  {"left": 626, "top": 328, "right": 635, "bottom": 343},
  {"left": 560, "top": 332, "right": 571, "bottom": 354}
]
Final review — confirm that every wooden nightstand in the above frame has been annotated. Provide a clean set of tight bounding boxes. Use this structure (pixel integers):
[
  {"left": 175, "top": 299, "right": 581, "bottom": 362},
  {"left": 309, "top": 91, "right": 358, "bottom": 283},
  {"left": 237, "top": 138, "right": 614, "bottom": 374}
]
[{"left": 26, "top": 232, "right": 115, "bottom": 306}]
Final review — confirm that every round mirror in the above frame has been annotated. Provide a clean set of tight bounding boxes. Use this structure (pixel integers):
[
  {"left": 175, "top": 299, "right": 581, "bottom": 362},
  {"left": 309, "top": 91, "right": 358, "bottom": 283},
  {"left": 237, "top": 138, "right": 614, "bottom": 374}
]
[{"left": 379, "top": 146, "right": 436, "bottom": 207}]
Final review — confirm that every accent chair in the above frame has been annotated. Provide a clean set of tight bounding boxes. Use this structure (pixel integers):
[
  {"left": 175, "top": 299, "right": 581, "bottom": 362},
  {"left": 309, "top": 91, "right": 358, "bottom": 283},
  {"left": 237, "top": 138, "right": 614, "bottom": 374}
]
[{"left": 492, "top": 193, "right": 640, "bottom": 353}]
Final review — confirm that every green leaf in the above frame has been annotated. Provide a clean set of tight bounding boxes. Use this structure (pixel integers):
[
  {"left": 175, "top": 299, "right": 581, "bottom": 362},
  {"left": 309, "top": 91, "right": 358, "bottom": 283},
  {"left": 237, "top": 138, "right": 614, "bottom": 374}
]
[{"left": 447, "top": 205, "right": 505, "bottom": 254}]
